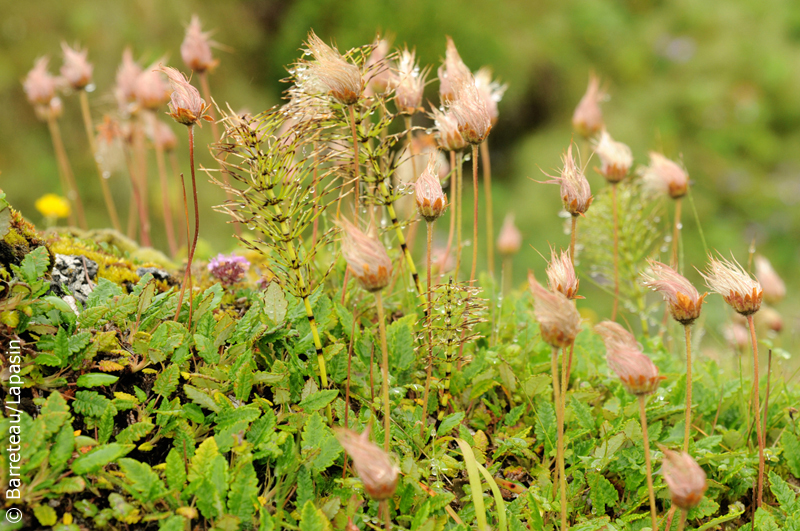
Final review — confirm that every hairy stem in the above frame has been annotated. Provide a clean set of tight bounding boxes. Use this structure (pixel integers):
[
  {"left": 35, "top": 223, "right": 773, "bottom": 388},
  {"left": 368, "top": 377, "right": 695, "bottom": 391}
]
[
  {"left": 421, "top": 222, "right": 434, "bottom": 439},
  {"left": 80, "top": 90, "right": 120, "bottom": 231},
  {"left": 470, "top": 144, "right": 480, "bottom": 286},
  {"left": 481, "top": 141, "right": 495, "bottom": 278},
  {"left": 683, "top": 325, "right": 693, "bottom": 452},
  {"left": 639, "top": 395, "right": 658, "bottom": 531},
  {"left": 376, "top": 290, "right": 391, "bottom": 451},
  {"left": 611, "top": 183, "right": 619, "bottom": 321},
  {"left": 677, "top": 509, "right": 687, "bottom": 531},
  {"left": 47, "top": 114, "right": 87, "bottom": 229},
  {"left": 552, "top": 346, "right": 567, "bottom": 531},
  {"left": 455, "top": 152, "right": 464, "bottom": 280},
  {"left": 174, "top": 125, "right": 199, "bottom": 324},
  {"left": 747, "top": 314, "right": 764, "bottom": 508},
  {"left": 381, "top": 499, "right": 391, "bottom": 531}
]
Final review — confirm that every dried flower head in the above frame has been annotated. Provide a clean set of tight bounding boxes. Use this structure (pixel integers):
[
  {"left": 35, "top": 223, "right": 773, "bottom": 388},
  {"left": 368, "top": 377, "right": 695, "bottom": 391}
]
[
  {"left": 208, "top": 253, "right": 250, "bottom": 286},
  {"left": 572, "top": 73, "right": 605, "bottom": 138},
  {"left": 135, "top": 66, "right": 171, "bottom": 111},
  {"left": 497, "top": 214, "right": 522, "bottom": 256},
  {"left": 641, "top": 152, "right": 689, "bottom": 199},
  {"left": 160, "top": 66, "right": 212, "bottom": 126},
  {"left": 392, "top": 47, "right": 427, "bottom": 114},
  {"left": 594, "top": 321, "right": 640, "bottom": 353},
  {"left": 339, "top": 218, "right": 393, "bottom": 292},
  {"left": 541, "top": 144, "right": 593, "bottom": 216},
  {"left": 116, "top": 48, "right": 142, "bottom": 107},
  {"left": 754, "top": 256, "right": 785, "bottom": 305},
  {"left": 365, "top": 38, "right": 392, "bottom": 96},
  {"left": 474, "top": 67, "right": 507, "bottom": 126},
  {"left": 23, "top": 57, "right": 57, "bottom": 107},
  {"left": 60, "top": 42, "right": 93, "bottom": 90},
  {"left": 546, "top": 248, "right": 581, "bottom": 299},
  {"left": 438, "top": 36, "right": 472, "bottom": 103},
  {"left": 593, "top": 129, "right": 632, "bottom": 183},
  {"left": 448, "top": 78, "right": 492, "bottom": 145},
  {"left": 334, "top": 427, "right": 399, "bottom": 500},
  {"left": 641, "top": 260, "right": 706, "bottom": 325},
  {"left": 431, "top": 106, "right": 466, "bottom": 152},
  {"left": 528, "top": 273, "right": 581, "bottom": 348},
  {"left": 35, "top": 194, "right": 70, "bottom": 219},
  {"left": 181, "top": 15, "right": 219, "bottom": 73},
  {"left": 416, "top": 154, "right": 447, "bottom": 222},
  {"left": 700, "top": 254, "right": 762, "bottom": 316},
  {"left": 302, "top": 32, "right": 363, "bottom": 105},
  {"left": 661, "top": 449, "right": 707, "bottom": 510},
  {"left": 606, "top": 347, "right": 664, "bottom": 396}
]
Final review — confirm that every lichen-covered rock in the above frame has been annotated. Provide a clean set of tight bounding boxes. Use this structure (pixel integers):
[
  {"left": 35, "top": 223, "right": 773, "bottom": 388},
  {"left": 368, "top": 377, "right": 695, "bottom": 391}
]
[{"left": 50, "top": 254, "right": 98, "bottom": 304}]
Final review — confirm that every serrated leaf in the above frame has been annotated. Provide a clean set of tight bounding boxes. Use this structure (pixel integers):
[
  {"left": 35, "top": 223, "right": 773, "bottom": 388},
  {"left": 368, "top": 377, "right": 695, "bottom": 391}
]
[
  {"left": 159, "top": 515, "right": 185, "bottom": 531},
  {"left": 116, "top": 421, "right": 154, "bottom": 445},
  {"left": 470, "top": 379, "right": 499, "bottom": 400},
  {"left": 570, "top": 396, "right": 595, "bottom": 432},
  {"left": 587, "top": 472, "right": 619, "bottom": 514},
  {"left": 40, "top": 391, "right": 70, "bottom": 435},
  {"left": 33, "top": 504, "right": 57, "bottom": 526},
  {"left": 534, "top": 400, "right": 557, "bottom": 456},
  {"left": 71, "top": 443, "right": 134, "bottom": 474},
  {"left": 98, "top": 406, "right": 115, "bottom": 444},
  {"left": 77, "top": 373, "right": 120, "bottom": 388},
  {"left": 73, "top": 390, "right": 113, "bottom": 417},
  {"left": 150, "top": 321, "right": 190, "bottom": 363},
  {"left": 98, "top": 360, "right": 126, "bottom": 372},
  {"left": 188, "top": 437, "right": 221, "bottom": 483},
  {"left": 438, "top": 412, "right": 465, "bottom": 436},
  {"left": 782, "top": 431, "right": 800, "bottom": 478},
  {"left": 118, "top": 458, "right": 166, "bottom": 503},
  {"left": 184, "top": 384, "right": 221, "bottom": 413},
  {"left": 153, "top": 364, "right": 180, "bottom": 398},
  {"left": 49, "top": 423, "right": 75, "bottom": 469},
  {"left": 299, "top": 501, "right": 331, "bottom": 531},
  {"left": 14, "top": 246, "right": 50, "bottom": 284},
  {"left": 166, "top": 448, "right": 187, "bottom": 491},
  {"left": 302, "top": 412, "right": 342, "bottom": 473},
  {"left": 387, "top": 315, "right": 415, "bottom": 372},
  {"left": 263, "top": 281, "right": 288, "bottom": 324},
  {"left": 51, "top": 476, "right": 85, "bottom": 494},
  {"left": 769, "top": 471, "right": 798, "bottom": 512},
  {"left": 228, "top": 459, "right": 259, "bottom": 523},
  {"left": 755, "top": 507, "right": 779, "bottom": 531},
  {"left": 86, "top": 278, "right": 123, "bottom": 308},
  {"left": 298, "top": 389, "right": 339, "bottom": 412}
]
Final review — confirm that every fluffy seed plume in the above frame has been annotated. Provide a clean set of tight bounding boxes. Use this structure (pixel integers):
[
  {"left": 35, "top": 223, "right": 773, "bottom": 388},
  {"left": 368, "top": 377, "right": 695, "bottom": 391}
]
[
  {"left": 339, "top": 218, "right": 393, "bottom": 293},
  {"left": 661, "top": 449, "right": 708, "bottom": 510},
  {"left": 438, "top": 36, "right": 471, "bottom": 103},
  {"left": 415, "top": 153, "right": 447, "bottom": 222},
  {"left": 641, "top": 260, "right": 706, "bottom": 325},
  {"left": 302, "top": 31, "right": 363, "bottom": 105},
  {"left": 431, "top": 106, "right": 466, "bottom": 151},
  {"left": 641, "top": 152, "right": 689, "bottom": 199},
  {"left": 474, "top": 66, "right": 507, "bottom": 125},
  {"left": 448, "top": 77, "right": 492, "bottom": 145},
  {"left": 23, "top": 57, "right": 57, "bottom": 107},
  {"left": 547, "top": 248, "right": 580, "bottom": 299},
  {"left": 60, "top": 43, "right": 93, "bottom": 90},
  {"left": 497, "top": 214, "right": 522, "bottom": 256},
  {"left": 754, "top": 255, "right": 785, "bottom": 304},
  {"left": 135, "top": 65, "right": 171, "bottom": 111},
  {"left": 528, "top": 273, "right": 581, "bottom": 348},
  {"left": 541, "top": 143, "right": 593, "bottom": 216},
  {"left": 593, "top": 129, "right": 632, "bottom": 183},
  {"left": 334, "top": 427, "right": 399, "bottom": 500},
  {"left": 181, "top": 15, "right": 219, "bottom": 73},
  {"left": 572, "top": 73, "right": 605, "bottom": 138},
  {"left": 700, "top": 254, "right": 762, "bottom": 316},
  {"left": 594, "top": 321, "right": 640, "bottom": 352},
  {"left": 596, "top": 322, "right": 664, "bottom": 396},
  {"left": 392, "top": 47, "right": 427, "bottom": 114},
  {"left": 161, "top": 66, "right": 212, "bottom": 127}
]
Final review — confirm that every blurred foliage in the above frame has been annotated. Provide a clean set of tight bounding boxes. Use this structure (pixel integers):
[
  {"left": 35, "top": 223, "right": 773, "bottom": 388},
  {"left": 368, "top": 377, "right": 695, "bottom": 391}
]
[{"left": 1, "top": 0, "right": 799, "bottom": 353}]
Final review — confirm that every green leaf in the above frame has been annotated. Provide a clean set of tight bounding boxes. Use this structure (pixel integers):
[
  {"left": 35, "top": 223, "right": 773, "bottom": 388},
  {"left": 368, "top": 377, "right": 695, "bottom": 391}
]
[
  {"left": 184, "top": 384, "right": 221, "bottom": 413},
  {"left": 299, "top": 501, "right": 331, "bottom": 531},
  {"left": 33, "top": 504, "right": 58, "bottom": 527},
  {"left": 228, "top": 459, "right": 259, "bottom": 523},
  {"left": 153, "top": 364, "right": 180, "bottom": 398},
  {"left": 76, "top": 373, "right": 120, "bottom": 388},
  {"left": 193, "top": 333, "right": 219, "bottom": 363},
  {"left": 504, "top": 404, "right": 526, "bottom": 426},
  {"left": 118, "top": 458, "right": 166, "bottom": 503},
  {"left": 769, "top": 471, "right": 798, "bottom": 513},
  {"left": 438, "top": 412, "right": 465, "bottom": 437},
  {"left": 470, "top": 379, "right": 499, "bottom": 400},
  {"left": 298, "top": 389, "right": 339, "bottom": 412},
  {"left": 14, "top": 246, "right": 50, "bottom": 285},
  {"left": 166, "top": 448, "right": 187, "bottom": 491},
  {"left": 587, "top": 472, "right": 619, "bottom": 514},
  {"left": 534, "top": 400, "right": 557, "bottom": 456},
  {"left": 188, "top": 437, "right": 221, "bottom": 483},
  {"left": 49, "top": 424, "right": 75, "bottom": 469},
  {"left": 755, "top": 507, "right": 779, "bottom": 531},
  {"left": 302, "top": 412, "right": 342, "bottom": 473},
  {"left": 116, "top": 421, "right": 154, "bottom": 445},
  {"left": 51, "top": 476, "right": 85, "bottom": 494},
  {"left": 71, "top": 443, "right": 134, "bottom": 474},
  {"left": 86, "top": 278, "right": 123, "bottom": 308},
  {"left": 159, "top": 515, "right": 186, "bottom": 531},
  {"left": 782, "top": 431, "right": 800, "bottom": 478},
  {"left": 98, "top": 406, "right": 115, "bottom": 444},
  {"left": 387, "top": 314, "right": 415, "bottom": 372},
  {"left": 150, "top": 321, "right": 190, "bottom": 363},
  {"left": 73, "top": 390, "right": 113, "bottom": 417},
  {"left": 54, "top": 327, "right": 69, "bottom": 364},
  {"left": 570, "top": 396, "right": 595, "bottom": 432},
  {"left": 263, "top": 281, "right": 288, "bottom": 324},
  {"left": 40, "top": 391, "right": 70, "bottom": 436}
]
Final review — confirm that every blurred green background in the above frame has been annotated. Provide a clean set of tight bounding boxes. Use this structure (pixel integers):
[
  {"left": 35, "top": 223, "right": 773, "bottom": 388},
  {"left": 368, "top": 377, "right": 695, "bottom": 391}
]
[{"left": 1, "top": 0, "right": 798, "bottom": 359}]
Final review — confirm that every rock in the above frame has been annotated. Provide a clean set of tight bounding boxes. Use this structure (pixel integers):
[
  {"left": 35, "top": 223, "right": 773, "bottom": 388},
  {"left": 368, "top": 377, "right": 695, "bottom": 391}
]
[
  {"left": 51, "top": 254, "right": 98, "bottom": 304},
  {"left": 136, "top": 267, "right": 171, "bottom": 282}
]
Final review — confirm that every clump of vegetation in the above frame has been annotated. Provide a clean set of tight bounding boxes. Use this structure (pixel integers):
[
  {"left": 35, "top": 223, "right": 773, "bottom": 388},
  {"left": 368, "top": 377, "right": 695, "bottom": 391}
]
[{"left": 1, "top": 17, "right": 799, "bottom": 531}]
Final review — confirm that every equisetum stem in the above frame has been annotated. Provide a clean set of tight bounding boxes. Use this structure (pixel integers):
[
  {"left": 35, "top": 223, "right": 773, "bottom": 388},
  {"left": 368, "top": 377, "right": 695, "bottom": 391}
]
[
  {"left": 747, "top": 314, "right": 764, "bottom": 508},
  {"left": 671, "top": 197, "right": 682, "bottom": 270},
  {"left": 79, "top": 90, "right": 120, "bottom": 232},
  {"left": 481, "top": 141, "right": 495, "bottom": 278},
  {"left": 683, "top": 325, "right": 692, "bottom": 452},
  {"left": 350, "top": 104, "right": 360, "bottom": 220},
  {"left": 153, "top": 119, "right": 177, "bottom": 256},
  {"left": 569, "top": 215, "right": 578, "bottom": 267},
  {"left": 639, "top": 394, "right": 658, "bottom": 531},
  {"left": 376, "top": 290, "right": 391, "bottom": 451},
  {"left": 47, "top": 115, "right": 87, "bottom": 229},
  {"left": 312, "top": 146, "right": 319, "bottom": 248},
  {"left": 470, "top": 145, "right": 480, "bottom": 285},
  {"left": 455, "top": 152, "right": 464, "bottom": 280},
  {"left": 552, "top": 346, "right": 567, "bottom": 531},
  {"left": 421, "top": 222, "right": 434, "bottom": 439},
  {"left": 611, "top": 183, "right": 619, "bottom": 321}
]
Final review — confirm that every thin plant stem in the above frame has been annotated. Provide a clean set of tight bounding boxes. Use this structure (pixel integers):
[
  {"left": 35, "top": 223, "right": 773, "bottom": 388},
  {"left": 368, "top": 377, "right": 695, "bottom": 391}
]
[
  {"left": 404, "top": 116, "right": 419, "bottom": 253},
  {"left": 376, "top": 290, "right": 391, "bottom": 451},
  {"left": 441, "top": 150, "right": 457, "bottom": 279},
  {"left": 47, "top": 115, "right": 87, "bottom": 229},
  {"left": 747, "top": 314, "right": 764, "bottom": 508},
  {"left": 671, "top": 197, "right": 682, "bottom": 270},
  {"left": 502, "top": 255, "right": 512, "bottom": 296},
  {"left": 552, "top": 346, "right": 567, "bottom": 531},
  {"left": 174, "top": 125, "right": 200, "bottom": 325},
  {"left": 470, "top": 145, "right": 480, "bottom": 286},
  {"left": 169, "top": 151, "right": 188, "bottom": 250},
  {"left": 152, "top": 118, "right": 177, "bottom": 256},
  {"left": 677, "top": 509, "right": 687, "bottom": 531},
  {"left": 565, "top": 343, "right": 575, "bottom": 388},
  {"left": 481, "top": 141, "right": 495, "bottom": 278},
  {"left": 683, "top": 325, "right": 693, "bottom": 452},
  {"left": 639, "top": 394, "right": 658, "bottom": 531},
  {"left": 455, "top": 152, "right": 464, "bottom": 280},
  {"left": 79, "top": 90, "right": 120, "bottom": 231},
  {"left": 122, "top": 141, "right": 149, "bottom": 247},
  {"left": 179, "top": 172, "right": 191, "bottom": 281},
  {"left": 763, "top": 349, "right": 772, "bottom": 443},
  {"left": 45, "top": 117, "right": 75, "bottom": 226},
  {"left": 421, "top": 221, "right": 434, "bottom": 439},
  {"left": 569, "top": 215, "right": 578, "bottom": 267},
  {"left": 381, "top": 499, "right": 391, "bottom": 531},
  {"left": 611, "top": 183, "right": 619, "bottom": 321},
  {"left": 132, "top": 116, "right": 151, "bottom": 244},
  {"left": 350, "top": 104, "right": 360, "bottom": 220},
  {"left": 664, "top": 506, "right": 677, "bottom": 531}
]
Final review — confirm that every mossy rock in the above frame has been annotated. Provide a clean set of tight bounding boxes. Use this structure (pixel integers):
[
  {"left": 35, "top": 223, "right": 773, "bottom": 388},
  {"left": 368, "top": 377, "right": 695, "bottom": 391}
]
[{"left": 0, "top": 206, "right": 50, "bottom": 272}]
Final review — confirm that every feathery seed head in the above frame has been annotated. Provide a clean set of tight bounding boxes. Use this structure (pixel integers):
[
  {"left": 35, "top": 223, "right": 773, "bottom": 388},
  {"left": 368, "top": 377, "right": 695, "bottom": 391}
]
[
  {"left": 572, "top": 73, "right": 605, "bottom": 138},
  {"left": 641, "top": 260, "right": 706, "bottom": 325},
  {"left": 392, "top": 47, "right": 427, "bottom": 114},
  {"left": 595, "top": 320, "right": 641, "bottom": 354},
  {"left": 431, "top": 106, "right": 466, "bottom": 152},
  {"left": 641, "top": 152, "right": 689, "bottom": 199},
  {"left": 365, "top": 38, "right": 392, "bottom": 96},
  {"left": 161, "top": 66, "right": 212, "bottom": 126},
  {"left": 116, "top": 48, "right": 142, "bottom": 108},
  {"left": 181, "top": 15, "right": 218, "bottom": 73},
  {"left": 334, "top": 427, "right": 399, "bottom": 500},
  {"left": 448, "top": 77, "right": 492, "bottom": 145},
  {"left": 474, "top": 66, "right": 507, "bottom": 125},
  {"left": 303, "top": 32, "right": 363, "bottom": 105},
  {"left": 135, "top": 66, "right": 171, "bottom": 111},
  {"left": 546, "top": 248, "right": 580, "bottom": 299},
  {"left": 24, "top": 57, "right": 57, "bottom": 107},
  {"left": 60, "top": 43, "right": 93, "bottom": 90},
  {"left": 497, "top": 214, "right": 522, "bottom": 256},
  {"left": 701, "top": 254, "right": 762, "bottom": 316},
  {"left": 339, "top": 218, "right": 393, "bottom": 293},
  {"left": 415, "top": 153, "right": 447, "bottom": 222},
  {"left": 542, "top": 144, "right": 593, "bottom": 216},
  {"left": 593, "top": 129, "right": 632, "bottom": 183},
  {"left": 438, "top": 36, "right": 471, "bottom": 103},
  {"left": 754, "top": 255, "right": 785, "bottom": 304},
  {"left": 661, "top": 449, "right": 707, "bottom": 510},
  {"left": 528, "top": 273, "right": 581, "bottom": 348},
  {"left": 606, "top": 347, "right": 665, "bottom": 396}
]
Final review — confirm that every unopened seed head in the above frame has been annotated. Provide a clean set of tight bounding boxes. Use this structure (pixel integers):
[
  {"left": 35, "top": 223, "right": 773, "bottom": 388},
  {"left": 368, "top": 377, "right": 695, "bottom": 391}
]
[
  {"left": 365, "top": 38, "right": 392, "bottom": 96},
  {"left": 546, "top": 248, "right": 580, "bottom": 299},
  {"left": 161, "top": 66, "right": 211, "bottom": 126},
  {"left": 701, "top": 254, "right": 762, "bottom": 316},
  {"left": 641, "top": 152, "right": 689, "bottom": 199},
  {"left": 448, "top": 77, "right": 492, "bottom": 145},
  {"left": 60, "top": 42, "right": 93, "bottom": 90},
  {"left": 595, "top": 321, "right": 640, "bottom": 353},
  {"left": 497, "top": 214, "right": 522, "bottom": 256},
  {"left": 303, "top": 32, "right": 363, "bottom": 105},
  {"left": 438, "top": 36, "right": 471, "bottom": 103},
  {"left": 606, "top": 347, "right": 665, "bottom": 396},
  {"left": 661, "top": 449, "right": 707, "bottom": 510},
  {"left": 528, "top": 272, "right": 581, "bottom": 348},
  {"left": 135, "top": 66, "right": 171, "bottom": 111},
  {"left": 593, "top": 129, "right": 632, "bottom": 183},
  {"left": 542, "top": 144, "right": 593, "bottom": 216},
  {"left": 24, "top": 57, "right": 57, "bottom": 107},
  {"left": 572, "top": 73, "right": 605, "bottom": 139},
  {"left": 339, "top": 218, "right": 393, "bottom": 293},
  {"left": 181, "top": 15, "right": 219, "bottom": 74},
  {"left": 415, "top": 153, "right": 447, "bottom": 222},
  {"left": 431, "top": 106, "right": 466, "bottom": 152},
  {"left": 334, "top": 427, "right": 399, "bottom": 500},
  {"left": 116, "top": 48, "right": 142, "bottom": 108},
  {"left": 641, "top": 260, "right": 706, "bottom": 325},
  {"left": 474, "top": 66, "right": 507, "bottom": 126},
  {"left": 392, "top": 48, "right": 427, "bottom": 114},
  {"left": 754, "top": 255, "right": 785, "bottom": 305}
]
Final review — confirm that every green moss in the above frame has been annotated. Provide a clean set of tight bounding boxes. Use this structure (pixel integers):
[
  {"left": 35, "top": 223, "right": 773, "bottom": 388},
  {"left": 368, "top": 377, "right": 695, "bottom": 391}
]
[{"left": 0, "top": 208, "right": 48, "bottom": 269}]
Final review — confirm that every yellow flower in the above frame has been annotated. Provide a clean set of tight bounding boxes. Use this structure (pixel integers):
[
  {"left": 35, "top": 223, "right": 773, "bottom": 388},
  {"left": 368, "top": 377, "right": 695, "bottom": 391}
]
[{"left": 35, "top": 194, "right": 70, "bottom": 219}]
